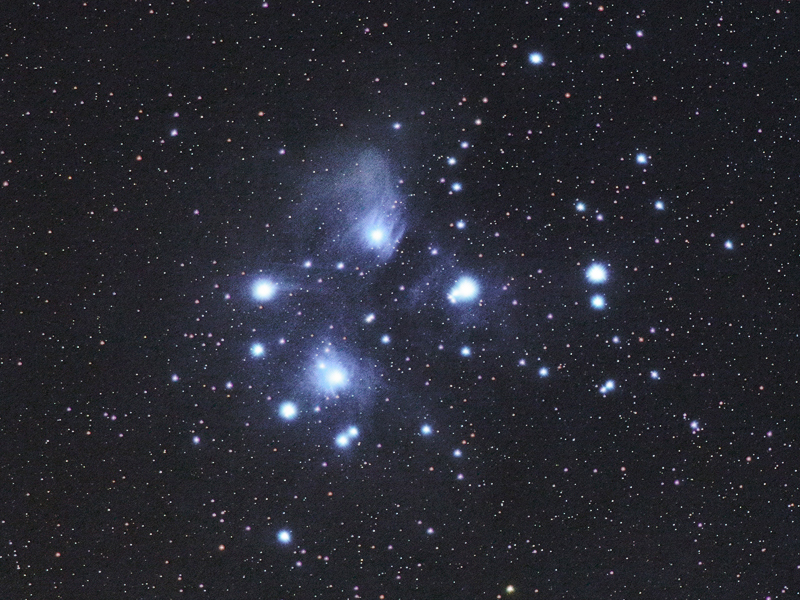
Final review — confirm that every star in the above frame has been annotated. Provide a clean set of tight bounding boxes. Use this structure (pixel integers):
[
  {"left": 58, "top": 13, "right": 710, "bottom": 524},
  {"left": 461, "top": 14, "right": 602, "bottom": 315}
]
[
  {"left": 277, "top": 530, "right": 292, "bottom": 544},
  {"left": 279, "top": 401, "right": 298, "bottom": 420},
  {"left": 590, "top": 294, "right": 606, "bottom": 309},
  {"left": 253, "top": 280, "right": 277, "bottom": 301},
  {"left": 448, "top": 277, "right": 479, "bottom": 303},
  {"left": 586, "top": 264, "right": 608, "bottom": 284}
]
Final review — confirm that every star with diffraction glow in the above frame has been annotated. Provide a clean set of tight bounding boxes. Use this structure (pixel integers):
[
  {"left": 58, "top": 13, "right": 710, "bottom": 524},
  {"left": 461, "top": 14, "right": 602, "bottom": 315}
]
[{"left": 448, "top": 277, "right": 479, "bottom": 303}]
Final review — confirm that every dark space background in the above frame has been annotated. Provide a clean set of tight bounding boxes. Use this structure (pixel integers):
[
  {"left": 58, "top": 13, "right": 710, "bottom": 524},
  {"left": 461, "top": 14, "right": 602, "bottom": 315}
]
[{"left": 1, "top": 1, "right": 798, "bottom": 598}]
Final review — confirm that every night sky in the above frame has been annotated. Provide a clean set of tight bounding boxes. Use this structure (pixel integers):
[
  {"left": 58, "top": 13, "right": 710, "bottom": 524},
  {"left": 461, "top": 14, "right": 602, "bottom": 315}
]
[{"left": 2, "top": 1, "right": 798, "bottom": 598}]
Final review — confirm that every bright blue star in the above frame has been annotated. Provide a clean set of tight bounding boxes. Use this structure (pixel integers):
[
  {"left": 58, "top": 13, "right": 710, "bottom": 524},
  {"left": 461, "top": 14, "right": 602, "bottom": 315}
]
[
  {"left": 447, "top": 157, "right": 457, "bottom": 165},
  {"left": 393, "top": 122, "right": 401, "bottom": 130},
  {"left": 253, "top": 280, "right": 277, "bottom": 301},
  {"left": 316, "top": 359, "right": 348, "bottom": 393},
  {"left": 359, "top": 210, "right": 404, "bottom": 258},
  {"left": 192, "top": 436, "right": 200, "bottom": 445},
  {"left": 448, "top": 277, "right": 479, "bottom": 303},
  {"left": 590, "top": 294, "right": 606, "bottom": 309},
  {"left": 369, "top": 228, "right": 385, "bottom": 243},
  {"left": 279, "top": 402, "right": 298, "bottom": 420},
  {"left": 324, "top": 367, "right": 346, "bottom": 387},
  {"left": 381, "top": 334, "right": 390, "bottom": 344},
  {"left": 650, "top": 370, "right": 660, "bottom": 380},
  {"left": 460, "top": 346, "right": 472, "bottom": 357},
  {"left": 724, "top": 240, "right": 734, "bottom": 250},
  {"left": 277, "top": 530, "right": 292, "bottom": 544},
  {"left": 421, "top": 424, "right": 433, "bottom": 435},
  {"left": 654, "top": 200, "right": 665, "bottom": 210},
  {"left": 456, "top": 220, "right": 466, "bottom": 229},
  {"left": 453, "top": 449, "right": 462, "bottom": 457},
  {"left": 529, "top": 52, "right": 544, "bottom": 64},
  {"left": 335, "top": 433, "right": 350, "bottom": 447},
  {"left": 599, "top": 379, "right": 616, "bottom": 394},
  {"left": 451, "top": 182, "right": 462, "bottom": 192},
  {"left": 586, "top": 264, "right": 608, "bottom": 284},
  {"left": 538, "top": 366, "right": 549, "bottom": 377},
  {"left": 251, "top": 343, "right": 265, "bottom": 357},
  {"left": 576, "top": 201, "right": 586, "bottom": 212},
  {"left": 636, "top": 153, "right": 648, "bottom": 165}
]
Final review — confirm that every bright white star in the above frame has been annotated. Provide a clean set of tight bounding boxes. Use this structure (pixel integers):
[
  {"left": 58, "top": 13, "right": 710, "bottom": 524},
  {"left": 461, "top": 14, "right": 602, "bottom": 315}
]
[
  {"left": 253, "top": 280, "right": 276, "bottom": 301},
  {"left": 586, "top": 264, "right": 608, "bottom": 283},
  {"left": 448, "top": 277, "right": 479, "bottom": 303},
  {"left": 279, "top": 402, "right": 298, "bottom": 420},
  {"left": 277, "top": 530, "right": 292, "bottom": 544}
]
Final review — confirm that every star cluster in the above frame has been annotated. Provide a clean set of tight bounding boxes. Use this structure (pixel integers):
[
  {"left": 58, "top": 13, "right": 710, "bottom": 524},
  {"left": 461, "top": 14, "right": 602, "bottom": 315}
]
[{"left": 1, "top": 2, "right": 795, "bottom": 600}]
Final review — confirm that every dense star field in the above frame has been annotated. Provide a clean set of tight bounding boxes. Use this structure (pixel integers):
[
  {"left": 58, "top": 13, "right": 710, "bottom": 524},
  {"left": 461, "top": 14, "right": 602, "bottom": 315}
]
[{"left": 1, "top": 1, "right": 798, "bottom": 598}]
